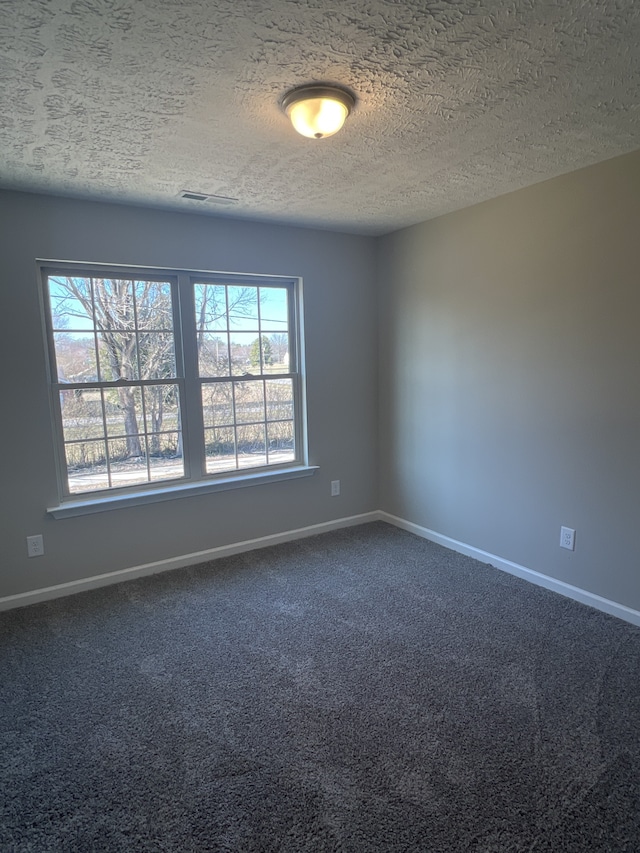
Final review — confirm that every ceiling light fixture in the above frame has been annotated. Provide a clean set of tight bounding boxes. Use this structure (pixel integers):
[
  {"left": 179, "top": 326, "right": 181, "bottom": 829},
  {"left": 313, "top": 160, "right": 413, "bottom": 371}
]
[{"left": 282, "top": 84, "right": 355, "bottom": 139}]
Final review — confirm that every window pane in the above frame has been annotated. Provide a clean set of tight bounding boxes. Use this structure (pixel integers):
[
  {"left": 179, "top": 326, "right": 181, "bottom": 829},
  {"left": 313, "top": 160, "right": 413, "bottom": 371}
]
[
  {"left": 148, "top": 432, "right": 184, "bottom": 481},
  {"left": 227, "top": 286, "right": 258, "bottom": 330},
  {"left": 135, "top": 281, "right": 173, "bottom": 330},
  {"left": 204, "top": 426, "right": 236, "bottom": 474},
  {"left": 97, "top": 334, "right": 139, "bottom": 381},
  {"left": 107, "top": 439, "right": 149, "bottom": 487},
  {"left": 54, "top": 333, "right": 97, "bottom": 383},
  {"left": 269, "top": 333, "right": 290, "bottom": 372},
  {"left": 265, "top": 379, "right": 293, "bottom": 421},
  {"left": 97, "top": 279, "right": 136, "bottom": 330},
  {"left": 108, "top": 280, "right": 136, "bottom": 328},
  {"left": 198, "top": 333, "right": 230, "bottom": 378},
  {"left": 139, "top": 333, "right": 176, "bottom": 379},
  {"left": 48, "top": 276, "right": 94, "bottom": 331},
  {"left": 263, "top": 334, "right": 288, "bottom": 374},
  {"left": 65, "top": 439, "right": 107, "bottom": 474},
  {"left": 109, "top": 436, "right": 145, "bottom": 466},
  {"left": 260, "top": 287, "right": 288, "bottom": 333},
  {"left": 60, "top": 389, "right": 105, "bottom": 443},
  {"left": 194, "top": 284, "right": 228, "bottom": 332},
  {"left": 48, "top": 276, "right": 179, "bottom": 385},
  {"left": 65, "top": 440, "right": 108, "bottom": 493},
  {"left": 267, "top": 421, "right": 295, "bottom": 464},
  {"left": 202, "top": 382, "right": 234, "bottom": 428},
  {"left": 234, "top": 381, "right": 265, "bottom": 425},
  {"left": 230, "top": 332, "right": 257, "bottom": 376},
  {"left": 236, "top": 424, "right": 267, "bottom": 469},
  {"left": 247, "top": 335, "right": 269, "bottom": 374},
  {"left": 241, "top": 335, "right": 273, "bottom": 374},
  {"left": 143, "top": 385, "right": 181, "bottom": 434},
  {"left": 64, "top": 387, "right": 186, "bottom": 491},
  {"left": 104, "top": 386, "right": 143, "bottom": 438}
]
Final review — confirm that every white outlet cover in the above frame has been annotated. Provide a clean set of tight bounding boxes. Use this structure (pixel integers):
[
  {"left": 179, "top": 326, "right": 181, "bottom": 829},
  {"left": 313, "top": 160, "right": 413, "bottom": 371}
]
[
  {"left": 560, "top": 526, "right": 576, "bottom": 551},
  {"left": 27, "top": 534, "right": 44, "bottom": 557}
]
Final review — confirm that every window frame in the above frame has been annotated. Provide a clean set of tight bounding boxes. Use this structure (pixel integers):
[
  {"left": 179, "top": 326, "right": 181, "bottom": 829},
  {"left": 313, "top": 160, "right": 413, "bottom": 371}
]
[{"left": 39, "top": 261, "right": 314, "bottom": 517}]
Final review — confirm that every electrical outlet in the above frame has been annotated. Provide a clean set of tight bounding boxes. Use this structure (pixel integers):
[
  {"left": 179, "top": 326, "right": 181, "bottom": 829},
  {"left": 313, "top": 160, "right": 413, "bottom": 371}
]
[
  {"left": 27, "top": 534, "right": 44, "bottom": 558},
  {"left": 560, "top": 526, "right": 575, "bottom": 551},
  {"left": 330, "top": 480, "right": 341, "bottom": 497}
]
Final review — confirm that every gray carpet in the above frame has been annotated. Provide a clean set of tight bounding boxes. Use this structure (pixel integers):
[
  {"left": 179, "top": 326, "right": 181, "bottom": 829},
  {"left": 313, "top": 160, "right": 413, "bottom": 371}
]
[{"left": 2, "top": 522, "right": 640, "bottom": 852}]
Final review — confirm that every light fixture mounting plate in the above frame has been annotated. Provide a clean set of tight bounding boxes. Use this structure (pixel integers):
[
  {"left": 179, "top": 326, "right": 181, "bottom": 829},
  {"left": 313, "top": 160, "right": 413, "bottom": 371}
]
[{"left": 281, "top": 84, "right": 356, "bottom": 115}]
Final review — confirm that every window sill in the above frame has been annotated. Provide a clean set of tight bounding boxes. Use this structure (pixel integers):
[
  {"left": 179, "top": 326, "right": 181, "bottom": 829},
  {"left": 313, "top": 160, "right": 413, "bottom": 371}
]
[{"left": 47, "top": 465, "right": 319, "bottom": 519}]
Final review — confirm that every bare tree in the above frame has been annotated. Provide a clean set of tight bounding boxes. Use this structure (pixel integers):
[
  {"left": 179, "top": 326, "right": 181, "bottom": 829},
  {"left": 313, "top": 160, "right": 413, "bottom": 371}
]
[
  {"left": 52, "top": 277, "right": 174, "bottom": 458},
  {"left": 194, "top": 283, "right": 258, "bottom": 367},
  {"left": 269, "top": 333, "right": 288, "bottom": 365},
  {"left": 52, "top": 278, "right": 270, "bottom": 464}
]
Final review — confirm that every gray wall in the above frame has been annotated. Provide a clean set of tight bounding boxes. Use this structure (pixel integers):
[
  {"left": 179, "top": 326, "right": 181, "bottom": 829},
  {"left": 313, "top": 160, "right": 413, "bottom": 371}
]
[
  {"left": 4, "top": 148, "right": 640, "bottom": 611},
  {"left": 0, "top": 192, "right": 378, "bottom": 597},
  {"left": 378, "top": 149, "right": 640, "bottom": 611}
]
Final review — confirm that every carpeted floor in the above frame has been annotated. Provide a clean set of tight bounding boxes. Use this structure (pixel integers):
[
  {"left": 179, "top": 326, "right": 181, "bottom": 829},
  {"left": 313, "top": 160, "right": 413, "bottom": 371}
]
[{"left": 1, "top": 521, "right": 640, "bottom": 851}]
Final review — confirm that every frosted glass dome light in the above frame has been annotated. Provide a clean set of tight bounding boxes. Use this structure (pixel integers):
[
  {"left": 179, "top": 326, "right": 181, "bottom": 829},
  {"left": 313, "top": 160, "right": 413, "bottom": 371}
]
[{"left": 282, "top": 85, "right": 355, "bottom": 139}]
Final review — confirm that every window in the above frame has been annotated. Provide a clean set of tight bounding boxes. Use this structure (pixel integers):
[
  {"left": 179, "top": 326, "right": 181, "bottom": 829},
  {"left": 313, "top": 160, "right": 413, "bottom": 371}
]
[{"left": 41, "top": 263, "right": 309, "bottom": 509}]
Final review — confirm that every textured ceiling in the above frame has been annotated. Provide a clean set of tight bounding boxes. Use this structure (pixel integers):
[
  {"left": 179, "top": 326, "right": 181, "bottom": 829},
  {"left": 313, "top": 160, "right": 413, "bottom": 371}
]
[{"left": 1, "top": 0, "right": 639, "bottom": 235}]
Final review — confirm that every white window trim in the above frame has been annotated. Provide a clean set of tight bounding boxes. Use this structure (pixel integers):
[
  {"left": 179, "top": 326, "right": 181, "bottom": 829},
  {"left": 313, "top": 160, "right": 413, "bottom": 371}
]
[
  {"left": 47, "top": 465, "right": 319, "bottom": 518},
  {"left": 39, "top": 260, "right": 313, "bottom": 514}
]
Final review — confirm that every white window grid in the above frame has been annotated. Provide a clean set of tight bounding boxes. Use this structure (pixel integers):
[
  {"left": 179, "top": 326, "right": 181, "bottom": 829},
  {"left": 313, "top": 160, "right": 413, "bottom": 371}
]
[{"left": 40, "top": 263, "right": 306, "bottom": 501}]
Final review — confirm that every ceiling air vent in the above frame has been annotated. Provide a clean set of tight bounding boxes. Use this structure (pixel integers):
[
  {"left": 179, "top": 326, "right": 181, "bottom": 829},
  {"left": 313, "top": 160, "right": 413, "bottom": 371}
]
[{"left": 180, "top": 190, "right": 239, "bottom": 205}]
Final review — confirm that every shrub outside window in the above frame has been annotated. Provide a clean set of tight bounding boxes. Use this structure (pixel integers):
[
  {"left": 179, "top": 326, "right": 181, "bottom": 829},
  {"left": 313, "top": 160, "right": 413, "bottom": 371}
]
[{"left": 41, "top": 263, "right": 306, "bottom": 502}]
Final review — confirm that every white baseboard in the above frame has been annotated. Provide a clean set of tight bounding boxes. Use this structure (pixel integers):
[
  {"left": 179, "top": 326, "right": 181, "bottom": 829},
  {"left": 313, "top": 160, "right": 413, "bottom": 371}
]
[
  {"left": 0, "top": 512, "right": 381, "bottom": 612},
  {"left": 379, "top": 511, "right": 640, "bottom": 628},
  {"left": 5, "top": 509, "right": 640, "bottom": 629}
]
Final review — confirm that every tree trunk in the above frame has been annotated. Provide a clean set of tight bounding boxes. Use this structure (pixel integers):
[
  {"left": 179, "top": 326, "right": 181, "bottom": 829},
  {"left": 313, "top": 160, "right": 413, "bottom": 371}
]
[
  {"left": 149, "top": 389, "right": 163, "bottom": 454},
  {"left": 118, "top": 386, "right": 142, "bottom": 457}
]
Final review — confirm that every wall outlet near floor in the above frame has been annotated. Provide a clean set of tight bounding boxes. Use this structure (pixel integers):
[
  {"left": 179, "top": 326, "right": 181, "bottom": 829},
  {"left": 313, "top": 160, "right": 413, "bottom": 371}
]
[
  {"left": 560, "top": 526, "right": 576, "bottom": 551},
  {"left": 330, "top": 480, "right": 341, "bottom": 497},
  {"left": 27, "top": 534, "right": 44, "bottom": 558}
]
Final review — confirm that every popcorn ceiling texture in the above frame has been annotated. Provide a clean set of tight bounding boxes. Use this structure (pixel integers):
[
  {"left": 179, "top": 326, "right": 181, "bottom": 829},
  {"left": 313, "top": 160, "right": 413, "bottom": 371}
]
[{"left": 1, "top": 0, "right": 639, "bottom": 234}]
